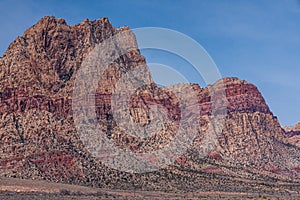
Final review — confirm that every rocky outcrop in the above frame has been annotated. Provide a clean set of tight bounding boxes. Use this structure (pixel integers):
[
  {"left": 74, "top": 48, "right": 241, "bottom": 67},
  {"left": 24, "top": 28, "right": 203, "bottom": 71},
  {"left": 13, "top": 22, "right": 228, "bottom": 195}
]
[
  {"left": 188, "top": 79, "right": 300, "bottom": 179},
  {"left": 283, "top": 122, "right": 300, "bottom": 132},
  {"left": 198, "top": 78, "right": 271, "bottom": 116},
  {"left": 283, "top": 122, "right": 300, "bottom": 148}
]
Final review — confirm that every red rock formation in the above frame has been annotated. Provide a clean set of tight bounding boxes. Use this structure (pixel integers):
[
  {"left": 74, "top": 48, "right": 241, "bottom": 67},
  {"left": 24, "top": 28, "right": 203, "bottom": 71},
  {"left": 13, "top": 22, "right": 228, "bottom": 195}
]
[
  {"left": 198, "top": 78, "right": 271, "bottom": 116},
  {"left": 0, "top": 16, "right": 300, "bottom": 192},
  {"left": 0, "top": 88, "right": 71, "bottom": 117}
]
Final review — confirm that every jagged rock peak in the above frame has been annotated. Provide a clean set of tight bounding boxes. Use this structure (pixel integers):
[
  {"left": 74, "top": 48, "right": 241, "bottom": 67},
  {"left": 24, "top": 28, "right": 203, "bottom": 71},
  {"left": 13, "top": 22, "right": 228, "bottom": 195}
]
[
  {"left": 214, "top": 77, "right": 248, "bottom": 86},
  {"left": 0, "top": 16, "right": 141, "bottom": 95},
  {"left": 23, "top": 16, "right": 113, "bottom": 35}
]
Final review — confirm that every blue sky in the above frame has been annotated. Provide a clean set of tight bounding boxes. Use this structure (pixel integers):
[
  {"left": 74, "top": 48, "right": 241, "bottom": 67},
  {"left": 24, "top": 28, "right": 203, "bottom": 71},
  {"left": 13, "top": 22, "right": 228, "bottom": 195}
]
[{"left": 0, "top": 0, "right": 299, "bottom": 126}]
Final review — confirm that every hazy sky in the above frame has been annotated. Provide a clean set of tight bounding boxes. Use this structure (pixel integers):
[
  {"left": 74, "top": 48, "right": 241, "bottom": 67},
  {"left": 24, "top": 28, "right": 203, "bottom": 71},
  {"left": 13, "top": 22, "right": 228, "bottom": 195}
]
[{"left": 0, "top": 0, "right": 299, "bottom": 126}]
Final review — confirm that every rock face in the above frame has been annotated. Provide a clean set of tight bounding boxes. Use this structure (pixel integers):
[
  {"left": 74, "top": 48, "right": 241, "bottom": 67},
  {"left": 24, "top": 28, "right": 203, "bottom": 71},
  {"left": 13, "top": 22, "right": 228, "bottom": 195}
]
[
  {"left": 283, "top": 122, "right": 300, "bottom": 133},
  {"left": 188, "top": 78, "right": 300, "bottom": 180},
  {"left": 283, "top": 122, "right": 300, "bottom": 148},
  {"left": 0, "top": 16, "right": 146, "bottom": 187},
  {"left": 0, "top": 16, "right": 299, "bottom": 192}
]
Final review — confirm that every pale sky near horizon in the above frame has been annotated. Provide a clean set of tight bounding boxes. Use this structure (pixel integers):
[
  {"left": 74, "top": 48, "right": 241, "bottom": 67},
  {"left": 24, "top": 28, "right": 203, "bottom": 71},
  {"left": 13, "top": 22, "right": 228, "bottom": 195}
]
[{"left": 0, "top": 0, "right": 299, "bottom": 126}]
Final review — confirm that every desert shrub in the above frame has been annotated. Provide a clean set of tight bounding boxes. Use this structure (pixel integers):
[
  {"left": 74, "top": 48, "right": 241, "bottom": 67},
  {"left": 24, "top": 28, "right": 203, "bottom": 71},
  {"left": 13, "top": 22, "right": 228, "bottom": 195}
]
[{"left": 59, "top": 189, "right": 71, "bottom": 195}]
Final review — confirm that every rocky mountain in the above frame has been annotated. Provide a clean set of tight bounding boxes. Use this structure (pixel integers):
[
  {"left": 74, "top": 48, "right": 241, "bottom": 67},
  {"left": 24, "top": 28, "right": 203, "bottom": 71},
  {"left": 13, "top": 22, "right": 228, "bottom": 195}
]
[{"left": 0, "top": 16, "right": 299, "bottom": 193}]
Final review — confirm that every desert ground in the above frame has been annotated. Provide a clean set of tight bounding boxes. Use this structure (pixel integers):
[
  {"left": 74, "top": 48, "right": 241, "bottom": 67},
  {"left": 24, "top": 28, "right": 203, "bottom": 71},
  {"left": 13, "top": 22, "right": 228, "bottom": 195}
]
[{"left": 1, "top": 177, "right": 300, "bottom": 199}]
